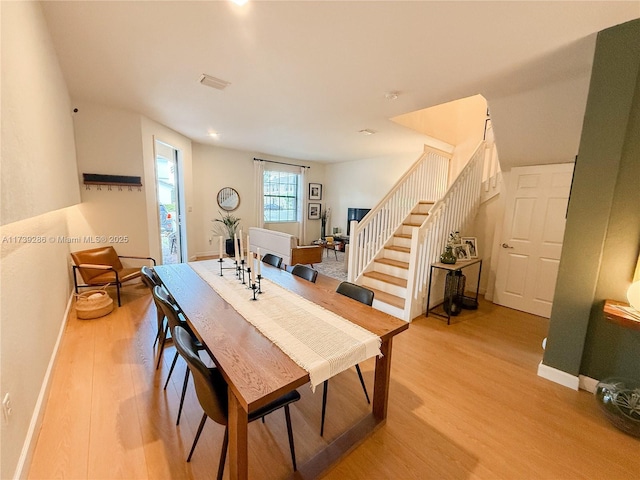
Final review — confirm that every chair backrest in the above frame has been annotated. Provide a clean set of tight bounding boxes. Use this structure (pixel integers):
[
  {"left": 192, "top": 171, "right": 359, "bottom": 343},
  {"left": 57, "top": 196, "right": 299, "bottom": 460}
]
[
  {"left": 336, "top": 282, "right": 374, "bottom": 306},
  {"left": 140, "top": 266, "right": 161, "bottom": 290},
  {"left": 291, "top": 264, "right": 318, "bottom": 283},
  {"left": 70, "top": 246, "right": 124, "bottom": 282},
  {"left": 325, "top": 236, "right": 334, "bottom": 244},
  {"left": 152, "top": 285, "right": 184, "bottom": 330},
  {"left": 172, "top": 325, "right": 229, "bottom": 426},
  {"left": 262, "top": 253, "right": 283, "bottom": 269}
]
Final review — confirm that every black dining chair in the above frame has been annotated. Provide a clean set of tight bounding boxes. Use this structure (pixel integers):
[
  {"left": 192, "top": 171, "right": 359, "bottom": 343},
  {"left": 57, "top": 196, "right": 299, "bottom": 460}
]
[
  {"left": 262, "top": 253, "right": 283, "bottom": 268},
  {"left": 153, "top": 285, "right": 206, "bottom": 425},
  {"left": 291, "top": 264, "right": 318, "bottom": 283},
  {"left": 172, "top": 325, "right": 301, "bottom": 479},
  {"left": 319, "top": 282, "right": 374, "bottom": 436},
  {"left": 140, "top": 266, "right": 165, "bottom": 348}
]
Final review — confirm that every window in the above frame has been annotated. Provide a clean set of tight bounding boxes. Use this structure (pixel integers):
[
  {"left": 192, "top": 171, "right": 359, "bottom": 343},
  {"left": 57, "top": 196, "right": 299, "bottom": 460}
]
[{"left": 263, "top": 170, "right": 299, "bottom": 222}]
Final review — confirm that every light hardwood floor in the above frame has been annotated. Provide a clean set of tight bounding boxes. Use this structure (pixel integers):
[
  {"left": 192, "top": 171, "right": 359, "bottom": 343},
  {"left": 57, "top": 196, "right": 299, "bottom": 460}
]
[{"left": 28, "top": 280, "right": 640, "bottom": 479}]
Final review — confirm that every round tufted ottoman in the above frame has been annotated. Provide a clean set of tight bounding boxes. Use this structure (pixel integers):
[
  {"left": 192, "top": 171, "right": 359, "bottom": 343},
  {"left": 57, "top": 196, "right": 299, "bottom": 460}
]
[{"left": 594, "top": 378, "right": 640, "bottom": 438}]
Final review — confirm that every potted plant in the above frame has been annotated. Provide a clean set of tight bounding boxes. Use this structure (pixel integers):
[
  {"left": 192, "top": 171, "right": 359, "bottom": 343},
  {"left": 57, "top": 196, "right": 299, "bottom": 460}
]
[
  {"left": 212, "top": 211, "right": 241, "bottom": 255},
  {"left": 440, "top": 230, "right": 460, "bottom": 264}
]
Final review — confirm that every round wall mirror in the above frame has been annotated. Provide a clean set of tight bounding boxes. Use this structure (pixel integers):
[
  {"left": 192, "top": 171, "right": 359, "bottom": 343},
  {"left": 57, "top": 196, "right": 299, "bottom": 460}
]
[{"left": 217, "top": 187, "right": 240, "bottom": 211}]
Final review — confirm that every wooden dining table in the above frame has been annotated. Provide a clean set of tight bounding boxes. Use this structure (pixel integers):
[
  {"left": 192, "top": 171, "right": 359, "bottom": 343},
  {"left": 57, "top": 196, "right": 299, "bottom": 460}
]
[{"left": 155, "top": 260, "right": 409, "bottom": 480}]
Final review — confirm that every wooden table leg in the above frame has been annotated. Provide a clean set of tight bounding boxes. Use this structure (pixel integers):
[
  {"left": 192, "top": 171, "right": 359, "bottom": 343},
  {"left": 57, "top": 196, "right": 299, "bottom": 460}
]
[
  {"left": 228, "top": 390, "right": 249, "bottom": 480},
  {"left": 372, "top": 337, "right": 393, "bottom": 420}
]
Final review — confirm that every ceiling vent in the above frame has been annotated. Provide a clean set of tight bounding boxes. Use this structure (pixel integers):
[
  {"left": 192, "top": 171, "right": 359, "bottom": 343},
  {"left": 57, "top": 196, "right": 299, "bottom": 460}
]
[
  {"left": 199, "top": 74, "right": 231, "bottom": 90},
  {"left": 359, "top": 129, "right": 377, "bottom": 135}
]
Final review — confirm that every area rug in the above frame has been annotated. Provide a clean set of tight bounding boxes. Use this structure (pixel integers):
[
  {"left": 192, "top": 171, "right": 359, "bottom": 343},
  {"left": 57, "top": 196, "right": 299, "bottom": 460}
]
[{"left": 313, "top": 251, "right": 348, "bottom": 282}]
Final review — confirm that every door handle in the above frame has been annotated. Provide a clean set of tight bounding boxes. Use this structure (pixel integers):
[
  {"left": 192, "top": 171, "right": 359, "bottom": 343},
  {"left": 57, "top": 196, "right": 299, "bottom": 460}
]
[{"left": 501, "top": 243, "right": 514, "bottom": 249}]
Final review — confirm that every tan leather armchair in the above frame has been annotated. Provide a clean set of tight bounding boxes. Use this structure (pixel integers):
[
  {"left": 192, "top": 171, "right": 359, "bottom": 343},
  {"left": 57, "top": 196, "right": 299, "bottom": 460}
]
[
  {"left": 71, "top": 246, "right": 156, "bottom": 306},
  {"left": 290, "top": 245, "right": 323, "bottom": 267}
]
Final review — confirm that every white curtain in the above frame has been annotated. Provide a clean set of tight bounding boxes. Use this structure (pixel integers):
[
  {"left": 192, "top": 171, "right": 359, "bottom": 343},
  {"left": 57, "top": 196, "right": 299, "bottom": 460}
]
[
  {"left": 254, "top": 160, "right": 264, "bottom": 229},
  {"left": 298, "top": 166, "right": 307, "bottom": 245}
]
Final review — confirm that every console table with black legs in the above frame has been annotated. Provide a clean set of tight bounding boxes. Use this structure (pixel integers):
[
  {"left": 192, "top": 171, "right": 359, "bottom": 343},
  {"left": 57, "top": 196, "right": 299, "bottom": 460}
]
[{"left": 426, "top": 258, "right": 483, "bottom": 324}]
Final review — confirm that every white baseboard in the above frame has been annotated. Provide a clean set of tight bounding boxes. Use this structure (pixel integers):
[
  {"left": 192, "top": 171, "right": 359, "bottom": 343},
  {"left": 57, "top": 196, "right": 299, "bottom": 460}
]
[
  {"left": 579, "top": 375, "right": 600, "bottom": 393},
  {"left": 13, "top": 293, "right": 74, "bottom": 480},
  {"left": 537, "top": 362, "right": 579, "bottom": 391},
  {"left": 194, "top": 250, "right": 217, "bottom": 259}
]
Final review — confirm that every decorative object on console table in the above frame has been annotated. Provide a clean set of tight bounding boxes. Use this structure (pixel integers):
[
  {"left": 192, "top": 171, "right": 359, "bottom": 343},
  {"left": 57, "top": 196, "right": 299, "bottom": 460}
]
[
  {"left": 454, "top": 244, "right": 471, "bottom": 261},
  {"left": 461, "top": 236, "right": 478, "bottom": 258},
  {"left": 440, "top": 230, "right": 461, "bottom": 264},
  {"left": 212, "top": 211, "right": 241, "bottom": 255},
  {"left": 440, "top": 245, "right": 457, "bottom": 264},
  {"left": 309, "top": 182, "right": 322, "bottom": 200}
]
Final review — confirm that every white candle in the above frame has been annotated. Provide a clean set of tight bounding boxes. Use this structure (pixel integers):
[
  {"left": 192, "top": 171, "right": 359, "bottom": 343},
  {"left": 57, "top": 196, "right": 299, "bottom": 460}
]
[
  {"left": 219, "top": 236, "right": 224, "bottom": 259},
  {"left": 247, "top": 233, "right": 251, "bottom": 259},
  {"left": 239, "top": 229, "right": 244, "bottom": 261},
  {"left": 251, "top": 259, "right": 260, "bottom": 283},
  {"left": 233, "top": 234, "right": 239, "bottom": 261},
  {"left": 256, "top": 247, "right": 261, "bottom": 275}
]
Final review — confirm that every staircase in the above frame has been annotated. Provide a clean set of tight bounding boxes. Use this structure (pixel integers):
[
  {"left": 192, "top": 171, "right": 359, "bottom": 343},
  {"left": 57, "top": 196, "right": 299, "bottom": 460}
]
[
  {"left": 348, "top": 142, "right": 487, "bottom": 321},
  {"left": 359, "top": 201, "right": 433, "bottom": 314}
]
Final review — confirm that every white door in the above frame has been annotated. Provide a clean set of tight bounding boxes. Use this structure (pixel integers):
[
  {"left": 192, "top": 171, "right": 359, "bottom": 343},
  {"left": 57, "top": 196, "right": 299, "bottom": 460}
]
[{"left": 494, "top": 163, "right": 574, "bottom": 317}]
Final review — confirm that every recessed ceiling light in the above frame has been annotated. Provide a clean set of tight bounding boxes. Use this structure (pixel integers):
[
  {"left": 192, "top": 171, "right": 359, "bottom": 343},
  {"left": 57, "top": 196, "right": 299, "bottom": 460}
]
[
  {"left": 359, "top": 129, "right": 377, "bottom": 135},
  {"left": 199, "top": 74, "right": 231, "bottom": 90},
  {"left": 231, "top": 0, "right": 248, "bottom": 5},
  {"left": 208, "top": 132, "right": 220, "bottom": 139}
]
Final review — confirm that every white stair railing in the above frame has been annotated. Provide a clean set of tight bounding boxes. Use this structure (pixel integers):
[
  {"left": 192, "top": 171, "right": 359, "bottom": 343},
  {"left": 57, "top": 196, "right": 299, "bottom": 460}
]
[
  {"left": 347, "top": 147, "right": 451, "bottom": 282},
  {"left": 404, "top": 141, "right": 485, "bottom": 320}
]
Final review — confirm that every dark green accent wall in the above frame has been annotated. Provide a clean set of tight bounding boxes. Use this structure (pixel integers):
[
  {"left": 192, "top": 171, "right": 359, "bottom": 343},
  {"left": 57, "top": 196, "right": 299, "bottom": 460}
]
[{"left": 543, "top": 19, "right": 640, "bottom": 378}]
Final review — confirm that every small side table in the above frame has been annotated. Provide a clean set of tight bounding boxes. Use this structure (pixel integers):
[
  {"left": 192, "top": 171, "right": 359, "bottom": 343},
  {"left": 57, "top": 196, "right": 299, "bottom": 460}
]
[
  {"left": 603, "top": 300, "right": 640, "bottom": 331},
  {"left": 426, "top": 258, "right": 483, "bottom": 324}
]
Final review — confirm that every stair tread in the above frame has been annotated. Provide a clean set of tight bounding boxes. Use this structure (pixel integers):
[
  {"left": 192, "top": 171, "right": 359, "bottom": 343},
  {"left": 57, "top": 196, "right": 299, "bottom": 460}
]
[
  {"left": 386, "top": 245, "right": 410, "bottom": 253},
  {"left": 363, "top": 270, "right": 407, "bottom": 287},
  {"left": 375, "top": 258, "right": 409, "bottom": 269},
  {"left": 394, "top": 233, "right": 411, "bottom": 239},
  {"left": 369, "top": 288, "right": 405, "bottom": 309}
]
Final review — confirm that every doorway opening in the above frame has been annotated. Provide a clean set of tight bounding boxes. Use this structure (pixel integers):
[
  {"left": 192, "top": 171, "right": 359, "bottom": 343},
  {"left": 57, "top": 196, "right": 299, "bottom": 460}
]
[{"left": 155, "top": 140, "right": 183, "bottom": 264}]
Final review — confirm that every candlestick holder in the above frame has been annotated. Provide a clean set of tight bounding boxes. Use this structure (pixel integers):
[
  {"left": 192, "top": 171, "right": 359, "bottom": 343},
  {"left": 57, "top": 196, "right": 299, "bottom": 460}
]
[
  {"left": 256, "top": 274, "right": 262, "bottom": 294},
  {"left": 246, "top": 267, "right": 253, "bottom": 289},
  {"left": 218, "top": 257, "right": 236, "bottom": 276},
  {"left": 250, "top": 282, "right": 258, "bottom": 301},
  {"left": 240, "top": 259, "right": 246, "bottom": 284}
]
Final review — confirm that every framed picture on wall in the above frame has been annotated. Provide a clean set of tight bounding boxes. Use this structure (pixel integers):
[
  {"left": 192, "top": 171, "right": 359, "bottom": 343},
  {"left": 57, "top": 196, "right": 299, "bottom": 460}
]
[
  {"left": 308, "top": 203, "right": 321, "bottom": 220},
  {"left": 461, "top": 237, "right": 478, "bottom": 258},
  {"left": 309, "top": 183, "right": 322, "bottom": 200}
]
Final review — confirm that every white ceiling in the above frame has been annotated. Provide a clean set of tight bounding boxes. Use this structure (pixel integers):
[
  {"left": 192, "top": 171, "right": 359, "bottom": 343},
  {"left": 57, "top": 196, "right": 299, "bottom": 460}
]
[{"left": 40, "top": 1, "right": 640, "bottom": 166}]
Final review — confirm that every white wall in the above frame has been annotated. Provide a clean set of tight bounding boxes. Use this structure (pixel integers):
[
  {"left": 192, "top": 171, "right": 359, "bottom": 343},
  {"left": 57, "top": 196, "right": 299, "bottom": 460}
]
[
  {"left": 0, "top": 3, "right": 80, "bottom": 478},
  {"left": 67, "top": 102, "right": 150, "bottom": 256},
  {"left": 192, "top": 144, "right": 325, "bottom": 256},
  {"left": 67, "top": 105, "right": 194, "bottom": 264},
  {"left": 449, "top": 95, "right": 488, "bottom": 180},
  {"left": 1, "top": 1, "right": 80, "bottom": 225},
  {"left": 323, "top": 152, "right": 419, "bottom": 234}
]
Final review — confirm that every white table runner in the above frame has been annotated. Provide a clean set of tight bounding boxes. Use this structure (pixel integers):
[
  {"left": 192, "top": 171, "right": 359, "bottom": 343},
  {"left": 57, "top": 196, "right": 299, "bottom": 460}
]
[{"left": 190, "top": 260, "right": 381, "bottom": 390}]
